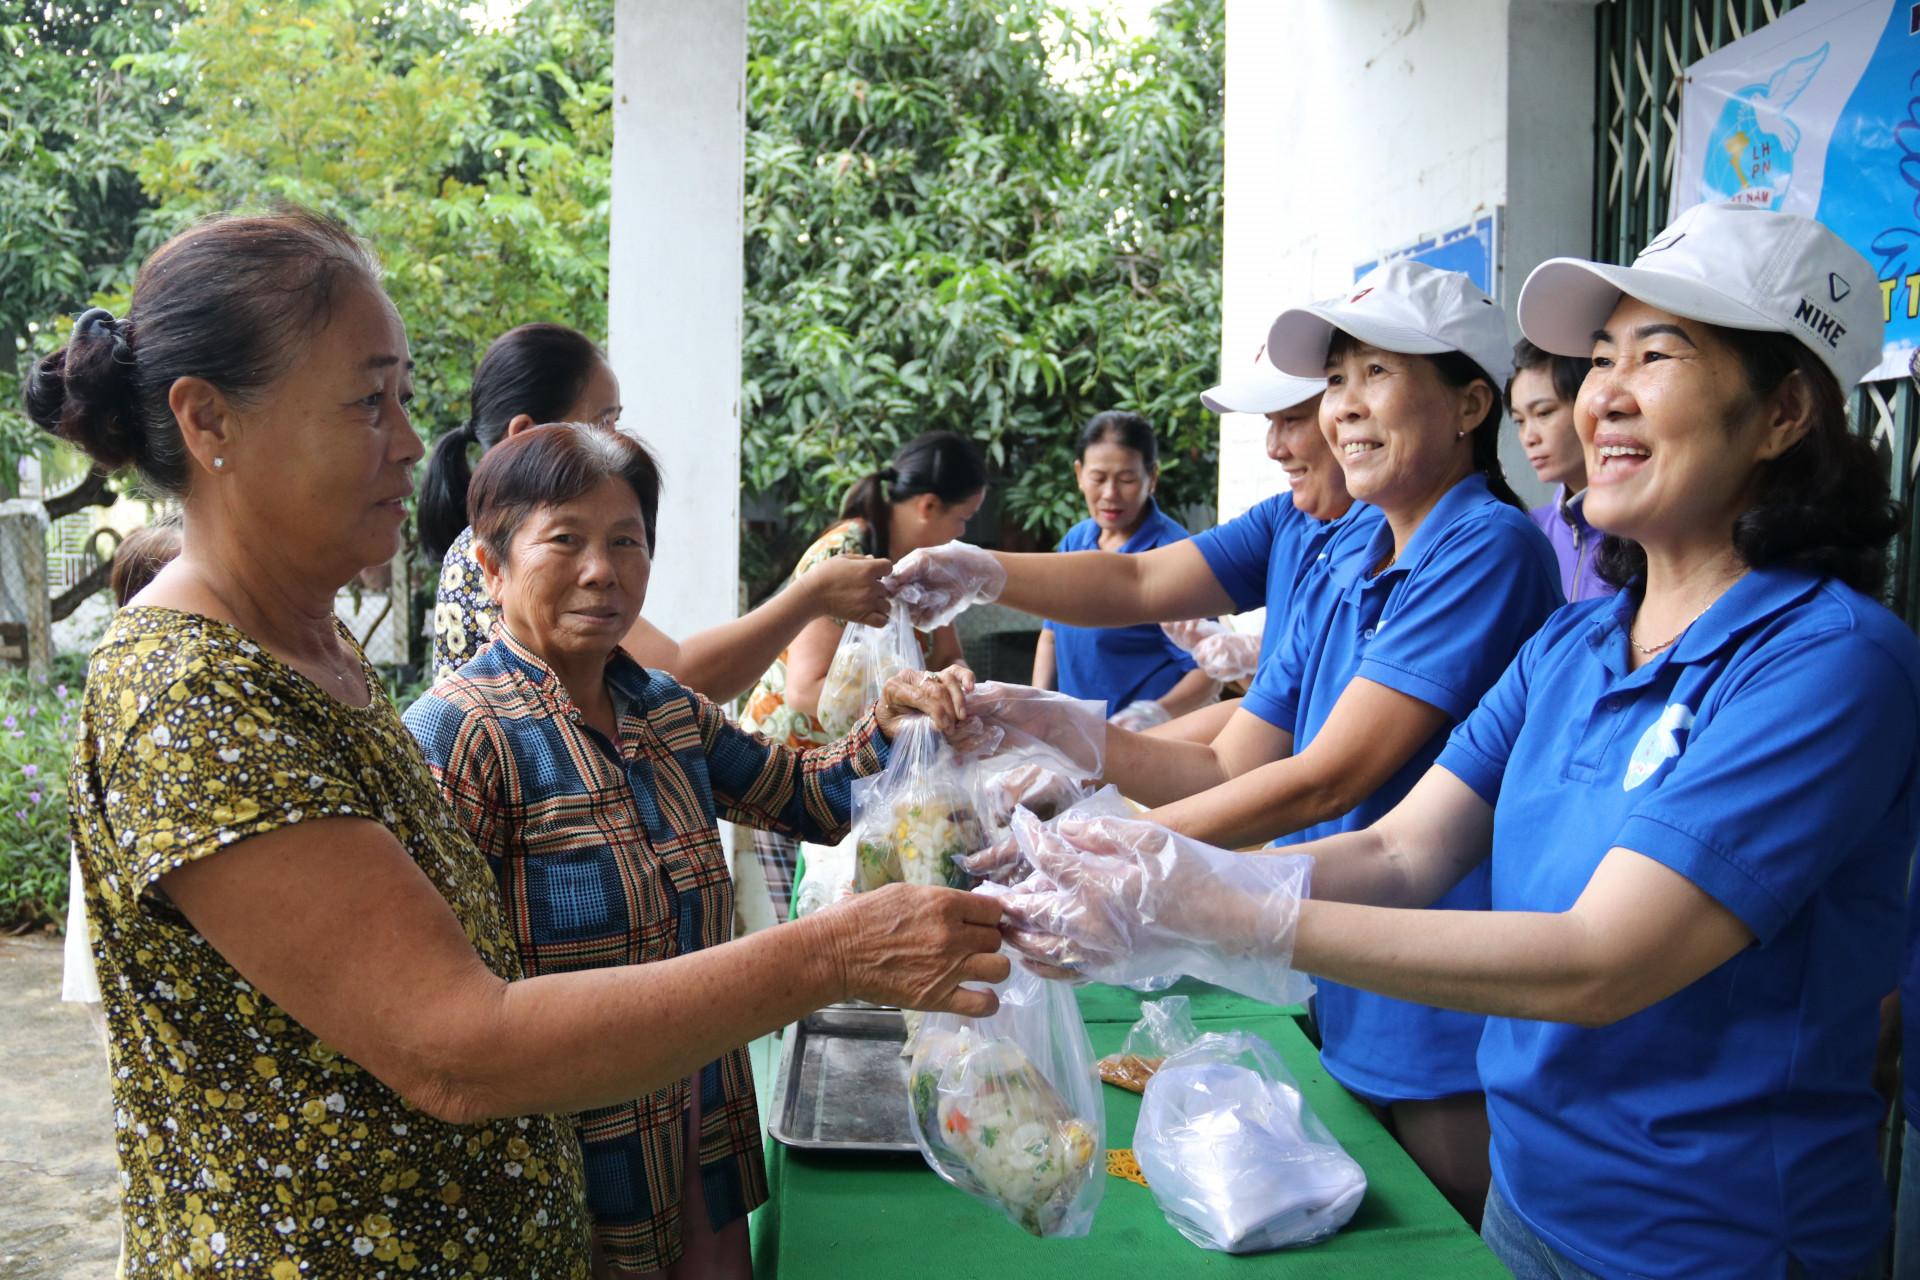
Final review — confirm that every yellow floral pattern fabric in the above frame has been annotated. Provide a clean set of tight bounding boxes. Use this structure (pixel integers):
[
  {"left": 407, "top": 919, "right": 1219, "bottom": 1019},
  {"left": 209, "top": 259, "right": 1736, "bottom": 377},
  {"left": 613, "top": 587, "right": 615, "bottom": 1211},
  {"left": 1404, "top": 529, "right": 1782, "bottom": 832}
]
[
  {"left": 431, "top": 527, "right": 493, "bottom": 685},
  {"left": 740, "top": 520, "right": 933, "bottom": 750},
  {"left": 70, "top": 606, "right": 590, "bottom": 1279}
]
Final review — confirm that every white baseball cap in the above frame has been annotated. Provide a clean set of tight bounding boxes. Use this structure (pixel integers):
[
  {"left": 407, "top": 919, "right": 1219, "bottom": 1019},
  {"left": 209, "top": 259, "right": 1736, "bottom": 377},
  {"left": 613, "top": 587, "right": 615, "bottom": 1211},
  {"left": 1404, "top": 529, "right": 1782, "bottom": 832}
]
[
  {"left": 1266, "top": 259, "right": 1514, "bottom": 389},
  {"left": 1518, "top": 202, "right": 1884, "bottom": 387},
  {"left": 1200, "top": 344, "right": 1326, "bottom": 414}
]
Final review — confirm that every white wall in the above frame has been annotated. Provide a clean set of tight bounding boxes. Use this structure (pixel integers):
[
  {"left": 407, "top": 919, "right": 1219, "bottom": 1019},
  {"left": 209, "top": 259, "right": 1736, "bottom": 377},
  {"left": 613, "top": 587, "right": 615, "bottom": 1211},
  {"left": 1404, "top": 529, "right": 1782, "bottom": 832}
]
[
  {"left": 607, "top": 0, "right": 749, "bottom": 641},
  {"left": 1219, "top": 0, "right": 1597, "bottom": 519}
]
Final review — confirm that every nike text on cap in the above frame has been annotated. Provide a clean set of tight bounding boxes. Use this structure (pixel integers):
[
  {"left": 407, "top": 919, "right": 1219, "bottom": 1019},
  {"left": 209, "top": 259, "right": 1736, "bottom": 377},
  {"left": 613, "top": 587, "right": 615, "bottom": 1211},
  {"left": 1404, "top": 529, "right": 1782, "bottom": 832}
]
[
  {"left": 1201, "top": 344, "right": 1328, "bottom": 415},
  {"left": 1517, "top": 202, "right": 1884, "bottom": 387},
  {"left": 1265, "top": 258, "right": 1515, "bottom": 389}
]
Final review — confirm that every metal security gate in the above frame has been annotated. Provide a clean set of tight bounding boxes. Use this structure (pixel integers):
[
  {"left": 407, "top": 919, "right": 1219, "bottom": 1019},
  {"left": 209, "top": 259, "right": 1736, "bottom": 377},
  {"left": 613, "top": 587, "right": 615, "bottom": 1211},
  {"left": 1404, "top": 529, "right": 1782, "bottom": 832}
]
[{"left": 1593, "top": 0, "right": 1920, "bottom": 628}]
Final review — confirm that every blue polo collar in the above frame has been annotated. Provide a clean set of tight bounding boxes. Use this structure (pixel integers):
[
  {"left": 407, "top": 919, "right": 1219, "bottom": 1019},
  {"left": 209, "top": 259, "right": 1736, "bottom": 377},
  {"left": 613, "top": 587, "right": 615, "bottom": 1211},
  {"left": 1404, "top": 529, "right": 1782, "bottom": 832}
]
[
  {"left": 1331, "top": 472, "right": 1497, "bottom": 594},
  {"left": 1584, "top": 564, "right": 1825, "bottom": 678},
  {"left": 1119, "top": 497, "right": 1180, "bottom": 554}
]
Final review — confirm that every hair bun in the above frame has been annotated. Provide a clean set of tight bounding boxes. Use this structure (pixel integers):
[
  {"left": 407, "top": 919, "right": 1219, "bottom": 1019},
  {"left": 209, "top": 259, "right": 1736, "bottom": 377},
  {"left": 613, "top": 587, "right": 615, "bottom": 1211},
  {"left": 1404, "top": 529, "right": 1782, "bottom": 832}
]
[
  {"left": 878, "top": 465, "right": 899, "bottom": 484},
  {"left": 23, "top": 309, "right": 144, "bottom": 471}
]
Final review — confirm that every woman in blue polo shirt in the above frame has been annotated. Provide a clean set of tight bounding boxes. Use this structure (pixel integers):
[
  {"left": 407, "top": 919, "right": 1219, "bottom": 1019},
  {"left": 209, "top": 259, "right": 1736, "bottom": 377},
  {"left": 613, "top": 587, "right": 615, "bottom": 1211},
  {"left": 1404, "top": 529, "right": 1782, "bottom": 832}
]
[
  {"left": 1031, "top": 412, "right": 1219, "bottom": 724},
  {"left": 888, "top": 350, "right": 1380, "bottom": 745},
  {"left": 1128, "top": 260, "right": 1564, "bottom": 1226},
  {"left": 1004, "top": 205, "right": 1911, "bottom": 1280}
]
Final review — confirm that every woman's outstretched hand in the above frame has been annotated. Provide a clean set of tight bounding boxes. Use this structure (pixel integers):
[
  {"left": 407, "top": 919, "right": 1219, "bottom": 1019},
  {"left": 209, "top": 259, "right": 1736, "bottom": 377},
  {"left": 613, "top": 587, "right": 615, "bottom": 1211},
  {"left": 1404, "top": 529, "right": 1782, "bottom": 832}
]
[
  {"left": 884, "top": 542, "right": 1007, "bottom": 629},
  {"left": 799, "top": 553, "right": 894, "bottom": 628},
  {"left": 817, "top": 884, "right": 1010, "bottom": 1017},
  {"left": 875, "top": 664, "right": 975, "bottom": 738}
]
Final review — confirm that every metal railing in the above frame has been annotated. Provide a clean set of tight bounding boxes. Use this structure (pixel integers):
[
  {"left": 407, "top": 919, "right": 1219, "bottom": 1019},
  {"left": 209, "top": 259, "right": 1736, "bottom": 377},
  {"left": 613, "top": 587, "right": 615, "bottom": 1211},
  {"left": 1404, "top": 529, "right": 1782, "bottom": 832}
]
[{"left": 1593, "top": 0, "right": 1920, "bottom": 630}]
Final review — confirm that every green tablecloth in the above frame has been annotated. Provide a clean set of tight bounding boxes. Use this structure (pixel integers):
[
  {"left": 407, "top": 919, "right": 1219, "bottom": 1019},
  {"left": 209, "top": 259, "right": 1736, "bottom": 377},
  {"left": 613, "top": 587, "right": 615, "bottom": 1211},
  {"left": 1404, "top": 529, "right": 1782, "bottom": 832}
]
[
  {"left": 753, "top": 1001, "right": 1502, "bottom": 1278},
  {"left": 1072, "top": 977, "right": 1307, "bottom": 1027}
]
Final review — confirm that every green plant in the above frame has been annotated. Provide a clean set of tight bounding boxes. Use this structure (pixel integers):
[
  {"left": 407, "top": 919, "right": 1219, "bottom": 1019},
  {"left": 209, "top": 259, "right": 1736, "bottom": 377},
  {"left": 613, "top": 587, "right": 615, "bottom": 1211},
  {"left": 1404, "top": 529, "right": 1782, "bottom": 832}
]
[{"left": 0, "top": 656, "right": 87, "bottom": 929}]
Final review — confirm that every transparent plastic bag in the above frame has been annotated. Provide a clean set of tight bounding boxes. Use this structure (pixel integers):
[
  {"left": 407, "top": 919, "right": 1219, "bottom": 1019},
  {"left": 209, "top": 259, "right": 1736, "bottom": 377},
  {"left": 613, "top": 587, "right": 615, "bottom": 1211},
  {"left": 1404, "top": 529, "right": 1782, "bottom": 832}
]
[
  {"left": 950, "top": 682, "right": 1107, "bottom": 779},
  {"left": 985, "top": 797, "right": 1315, "bottom": 1008},
  {"left": 885, "top": 540, "right": 1007, "bottom": 630},
  {"left": 1135, "top": 1031, "right": 1366, "bottom": 1253},
  {"left": 850, "top": 717, "right": 986, "bottom": 892},
  {"left": 790, "top": 833, "right": 856, "bottom": 918},
  {"left": 818, "top": 599, "right": 920, "bottom": 737},
  {"left": 1095, "top": 994, "right": 1198, "bottom": 1093},
  {"left": 908, "top": 954, "right": 1105, "bottom": 1237}
]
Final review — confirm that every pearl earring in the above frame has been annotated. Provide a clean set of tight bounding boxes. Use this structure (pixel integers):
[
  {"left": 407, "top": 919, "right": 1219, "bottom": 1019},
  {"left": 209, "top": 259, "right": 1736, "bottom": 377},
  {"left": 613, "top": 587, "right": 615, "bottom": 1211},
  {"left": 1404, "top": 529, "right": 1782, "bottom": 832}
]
[{"left": 213, "top": 457, "right": 225, "bottom": 469}]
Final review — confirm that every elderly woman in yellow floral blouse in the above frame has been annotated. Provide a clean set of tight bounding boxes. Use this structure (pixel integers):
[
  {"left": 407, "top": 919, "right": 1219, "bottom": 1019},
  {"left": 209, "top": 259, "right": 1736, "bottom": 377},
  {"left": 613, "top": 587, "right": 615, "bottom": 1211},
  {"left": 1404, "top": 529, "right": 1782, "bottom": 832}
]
[
  {"left": 33, "top": 207, "right": 1006, "bottom": 1280},
  {"left": 405, "top": 422, "right": 982, "bottom": 1279}
]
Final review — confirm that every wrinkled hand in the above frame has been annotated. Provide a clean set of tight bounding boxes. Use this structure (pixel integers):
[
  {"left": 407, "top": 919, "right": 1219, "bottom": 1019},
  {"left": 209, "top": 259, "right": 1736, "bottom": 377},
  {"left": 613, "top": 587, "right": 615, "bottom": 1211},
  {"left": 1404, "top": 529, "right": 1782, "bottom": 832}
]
[
  {"left": 1160, "top": 618, "right": 1226, "bottom": 653},
  {"left": 885, "top": 542, "right": 1007, "bottom": 630},
  {"left": 821, "top": 883, "right": 1010, "bottom": 1017},
  {"left": 1191, "top": 631, "right": 1261, "bottom": 682},
  {"left": 1109, "top": 700, "right": 1171, "bottom": 732},
  {"left": 801, "top": 553, "right": 894, "bottom": 628},
  {"left": 876, "top": 665, "right": 975, "bottom": 738}
]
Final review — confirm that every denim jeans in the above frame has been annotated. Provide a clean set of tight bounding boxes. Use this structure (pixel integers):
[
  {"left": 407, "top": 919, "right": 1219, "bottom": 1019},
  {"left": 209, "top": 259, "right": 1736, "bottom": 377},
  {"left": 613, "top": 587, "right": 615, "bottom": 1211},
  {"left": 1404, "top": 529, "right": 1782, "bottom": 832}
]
[{"left": 1481, "top": 1181, "right": 1608, "bottom": 1280}]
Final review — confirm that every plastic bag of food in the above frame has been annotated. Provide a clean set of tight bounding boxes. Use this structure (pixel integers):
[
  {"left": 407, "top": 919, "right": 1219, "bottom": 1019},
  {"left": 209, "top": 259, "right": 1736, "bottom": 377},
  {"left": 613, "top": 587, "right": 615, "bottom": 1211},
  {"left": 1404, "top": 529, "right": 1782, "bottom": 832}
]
[
  {"left": 818, "top": 599, "right": 920, "bottom": 737},
  {"left": 851, "top": 717, "right": 986, "bottom": 892},
  {"left": 1095, "top": 994, "right": 1199, "bottom": 1094},
  {"left": 985, "top": 801, "right": 1315, "bottom": 1008},
  {"left": 908, "top": 955, "right": 1105, "bottom": 1237},
  {"left": 1135, "top": 1031, "right": 1366, "bottom": 1252},
  {"left": 789, "top": 833, "right": 857, "bottom": 919},
  {"left": 885, "top": 541, "right": 1008, "bottom": 630}
]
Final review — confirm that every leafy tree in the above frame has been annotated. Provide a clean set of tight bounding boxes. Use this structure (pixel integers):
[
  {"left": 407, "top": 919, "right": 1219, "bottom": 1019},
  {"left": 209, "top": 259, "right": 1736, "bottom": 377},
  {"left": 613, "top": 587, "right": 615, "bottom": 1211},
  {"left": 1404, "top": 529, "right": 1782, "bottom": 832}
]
[
  {"left": 739, "top": 0, "right": 1224, "bottom": 595},
  {"left": 0, "top": 0, "right": 189, "bottom": 490}
]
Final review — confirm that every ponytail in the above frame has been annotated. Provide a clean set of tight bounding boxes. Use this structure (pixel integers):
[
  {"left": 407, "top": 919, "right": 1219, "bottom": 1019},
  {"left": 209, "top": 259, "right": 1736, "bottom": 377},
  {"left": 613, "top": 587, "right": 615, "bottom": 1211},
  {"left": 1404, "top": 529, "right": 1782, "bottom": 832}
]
[
  {"left": 837, "top": 433, "right": 987, "bottom": 559},
  {"left": 417, "top": 322, "right": 605, "bottom": 563},
  {"left": 416, "top": 421, "right": 479, "bottom": 562}
]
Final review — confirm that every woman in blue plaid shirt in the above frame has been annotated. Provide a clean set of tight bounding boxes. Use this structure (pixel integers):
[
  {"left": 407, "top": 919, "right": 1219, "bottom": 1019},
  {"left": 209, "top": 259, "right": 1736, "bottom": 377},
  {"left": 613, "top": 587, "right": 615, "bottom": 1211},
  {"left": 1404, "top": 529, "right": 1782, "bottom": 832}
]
[{"left": 405, "top": 423, "right": 985, "bottom": 1279}]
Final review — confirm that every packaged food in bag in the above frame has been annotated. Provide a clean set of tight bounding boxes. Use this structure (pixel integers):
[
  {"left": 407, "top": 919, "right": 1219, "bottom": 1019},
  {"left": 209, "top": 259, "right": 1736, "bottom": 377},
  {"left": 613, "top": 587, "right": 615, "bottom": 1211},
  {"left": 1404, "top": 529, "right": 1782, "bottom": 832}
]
[
  {"left": 1095, "top": 994, "right": 1198, "bottom": 1093},
  {"left": 908, "top": 956, "right": 1105, "bottom": 1237},
  {"left": 851, "top": 717, "right": 986, "bottom": 892},
  {"left": 818, "top": 600, "right": 920, "bottom": 737},
  {"left": 1134, "top": 1030, "right": 1366, "bottom": 1253},
  {"left": 986, "top": 797, "right": 1315, "bottom": 1008}
]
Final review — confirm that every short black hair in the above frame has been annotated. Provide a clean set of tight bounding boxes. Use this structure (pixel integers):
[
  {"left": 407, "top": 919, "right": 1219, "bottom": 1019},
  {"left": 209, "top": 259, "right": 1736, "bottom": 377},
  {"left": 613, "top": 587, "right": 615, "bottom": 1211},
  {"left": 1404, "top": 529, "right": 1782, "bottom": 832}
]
[
  {"left": 1075, "top": 410, "right": 1159, "bottom": 472},
  {"left": 469, "top": 423, "right": 662, "bottom": 563},
  {"left": 1506, "top": 338, "right": 1587, "bottom": 412}
]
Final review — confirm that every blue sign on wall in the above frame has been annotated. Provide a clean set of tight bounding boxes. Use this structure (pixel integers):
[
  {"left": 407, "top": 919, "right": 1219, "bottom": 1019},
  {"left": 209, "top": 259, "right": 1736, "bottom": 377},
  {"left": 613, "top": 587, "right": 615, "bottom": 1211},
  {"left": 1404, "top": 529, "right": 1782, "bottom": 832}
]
[{"left": 1354, "top": 210, "right": 1503, "bottom": 297}]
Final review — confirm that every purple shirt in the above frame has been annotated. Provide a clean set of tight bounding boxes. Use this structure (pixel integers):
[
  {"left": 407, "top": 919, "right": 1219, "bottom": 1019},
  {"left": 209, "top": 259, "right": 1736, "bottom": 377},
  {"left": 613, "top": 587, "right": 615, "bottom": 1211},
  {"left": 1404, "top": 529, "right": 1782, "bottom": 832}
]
[{"left": 1527, "top": 486, "right": 1610, "bottom": 603}]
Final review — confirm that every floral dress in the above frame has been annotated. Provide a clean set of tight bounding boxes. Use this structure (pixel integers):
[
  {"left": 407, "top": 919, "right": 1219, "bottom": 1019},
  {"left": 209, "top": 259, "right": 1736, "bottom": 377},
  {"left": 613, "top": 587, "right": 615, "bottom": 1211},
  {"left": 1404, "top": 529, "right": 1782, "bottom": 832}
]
[
  {"left": 431, "top": 527, "right": 493, "bottom": 685},
  {"left": 70, "top": 606, "right": 590, "bottom": 1278}
]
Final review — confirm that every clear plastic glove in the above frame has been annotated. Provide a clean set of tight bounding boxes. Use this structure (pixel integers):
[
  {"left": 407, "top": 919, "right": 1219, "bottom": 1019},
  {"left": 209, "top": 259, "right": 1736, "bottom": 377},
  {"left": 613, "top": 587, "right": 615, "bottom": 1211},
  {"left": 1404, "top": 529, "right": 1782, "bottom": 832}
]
[
  {"left": 1191, "top": 631, "right": 1261, "bottom": 683},
  {"left": 1160, "top": 618, "right": 1227, "bottom": 653},
  {"left": 978, "top": 763, "right": 1096, "bottom": 832},
  {"left": 886, "top": 541, "right": 1008, "bottom": 630},
  {"left": 1108, "top": 699, "right": 1171, "bottom": 732},
  {"left": 981, "top": 797, "right": 1314, "bottom": 1008},
  {"left": 951, "top": 682, "right": 1106, "bottom": 777}
]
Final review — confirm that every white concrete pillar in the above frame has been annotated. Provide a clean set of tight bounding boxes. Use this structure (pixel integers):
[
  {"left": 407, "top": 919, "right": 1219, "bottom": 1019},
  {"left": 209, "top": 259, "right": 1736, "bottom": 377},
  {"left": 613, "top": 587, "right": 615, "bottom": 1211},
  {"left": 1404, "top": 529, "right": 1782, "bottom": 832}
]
[{"left": 607, "top": 0, "right": 748, "bottom": 641}]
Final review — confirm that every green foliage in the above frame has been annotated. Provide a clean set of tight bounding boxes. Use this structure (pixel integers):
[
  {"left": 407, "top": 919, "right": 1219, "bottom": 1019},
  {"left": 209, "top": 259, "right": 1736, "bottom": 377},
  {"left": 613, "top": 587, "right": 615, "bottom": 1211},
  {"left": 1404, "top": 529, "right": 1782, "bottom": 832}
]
[
  {"left": 0, "top": 658, "right": 87, "bottom": 929},
  {"left": 740, "top": 0, "right": 1224, "bottom": 588},
  {"left": 116, "top": 0, "right": 615, "bottom": 438},
  {"left": 0, "top": 0, "right": 189, "bottom": 488}
]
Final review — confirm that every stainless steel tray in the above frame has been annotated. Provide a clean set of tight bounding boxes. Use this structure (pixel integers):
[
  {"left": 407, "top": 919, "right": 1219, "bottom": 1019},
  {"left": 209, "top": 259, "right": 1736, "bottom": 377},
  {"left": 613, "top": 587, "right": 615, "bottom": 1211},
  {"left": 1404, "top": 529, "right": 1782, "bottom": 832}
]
[{"left": 768, "top": 1004, "right": 919, "bottom": 1153}]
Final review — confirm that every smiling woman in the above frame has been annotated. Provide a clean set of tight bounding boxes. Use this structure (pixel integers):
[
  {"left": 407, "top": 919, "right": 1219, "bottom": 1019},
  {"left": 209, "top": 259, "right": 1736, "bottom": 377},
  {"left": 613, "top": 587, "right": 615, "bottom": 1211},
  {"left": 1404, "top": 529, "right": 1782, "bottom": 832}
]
[{"left": 28, "top": 208, "right": 1008, "bottom": 1280}]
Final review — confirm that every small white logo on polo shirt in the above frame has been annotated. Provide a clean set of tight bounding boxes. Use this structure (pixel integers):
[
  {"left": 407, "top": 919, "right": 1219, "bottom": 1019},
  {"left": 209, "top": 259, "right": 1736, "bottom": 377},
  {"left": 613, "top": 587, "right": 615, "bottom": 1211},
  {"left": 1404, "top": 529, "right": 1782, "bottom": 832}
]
[{"left": 1624, "top": 703, "right": 1695, "bottom": 791}]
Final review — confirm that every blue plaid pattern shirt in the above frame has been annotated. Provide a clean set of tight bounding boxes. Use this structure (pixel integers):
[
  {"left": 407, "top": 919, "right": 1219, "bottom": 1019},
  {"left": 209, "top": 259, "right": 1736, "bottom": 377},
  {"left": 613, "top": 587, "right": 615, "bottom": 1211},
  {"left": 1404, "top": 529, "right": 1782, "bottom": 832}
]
[{"left": 403, "top": 626, "right": 890, "bottom": 1271}]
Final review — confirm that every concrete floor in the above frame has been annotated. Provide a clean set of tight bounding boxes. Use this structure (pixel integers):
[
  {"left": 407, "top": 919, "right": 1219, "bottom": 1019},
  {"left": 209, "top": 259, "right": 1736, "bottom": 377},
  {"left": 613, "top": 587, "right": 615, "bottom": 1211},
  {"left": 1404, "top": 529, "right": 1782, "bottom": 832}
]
[{"left": 0, "top": 934, "right": 119, "bottom": 1279}]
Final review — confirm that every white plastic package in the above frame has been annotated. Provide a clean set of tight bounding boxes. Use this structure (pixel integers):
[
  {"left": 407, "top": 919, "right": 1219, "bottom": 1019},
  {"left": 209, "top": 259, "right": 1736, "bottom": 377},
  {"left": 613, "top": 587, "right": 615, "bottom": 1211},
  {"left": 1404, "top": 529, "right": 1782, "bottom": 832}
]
[
  {"left": 985, "top": 795, "right": 1315, "bottom": 1008},
  {"left": 789, "top": 833, "right": 856, "bottom": 918},
  {"left": 1134, "top": 1031, "right": 1366, "bottom": 1253},
  {"left": 850, "top": 716, "right": 985, "bottom": 892},
  {"left": 908, "top": 954, "right": 1105, "bottom": 1237},
  {"left": 885, "top": 540, "right": 1008, "bottom": 630},
  {"left": 818, "top": 599, "right": 920, "bottom": 737}
]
